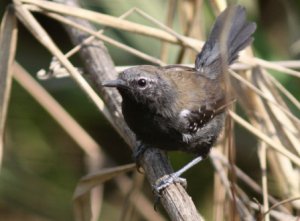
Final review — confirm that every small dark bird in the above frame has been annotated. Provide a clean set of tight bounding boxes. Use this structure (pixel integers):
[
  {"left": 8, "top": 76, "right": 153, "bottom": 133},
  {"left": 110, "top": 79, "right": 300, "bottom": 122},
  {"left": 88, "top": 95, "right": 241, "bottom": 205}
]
[{"left": 103, "top": 5, "right": 256, "bottom": 192}]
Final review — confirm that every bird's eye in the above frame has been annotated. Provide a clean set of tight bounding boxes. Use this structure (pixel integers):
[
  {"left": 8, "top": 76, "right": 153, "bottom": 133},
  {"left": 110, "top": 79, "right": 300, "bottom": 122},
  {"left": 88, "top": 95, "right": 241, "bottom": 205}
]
[{"left": 137, "top": 78, "right": 147, "bottom": 88}]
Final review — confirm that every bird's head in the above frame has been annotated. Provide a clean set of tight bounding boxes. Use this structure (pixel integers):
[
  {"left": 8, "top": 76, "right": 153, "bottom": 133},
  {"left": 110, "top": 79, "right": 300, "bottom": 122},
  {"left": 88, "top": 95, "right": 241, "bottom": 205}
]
[{"left": 103, "top": 65, "right": 176, "bottom": 111}]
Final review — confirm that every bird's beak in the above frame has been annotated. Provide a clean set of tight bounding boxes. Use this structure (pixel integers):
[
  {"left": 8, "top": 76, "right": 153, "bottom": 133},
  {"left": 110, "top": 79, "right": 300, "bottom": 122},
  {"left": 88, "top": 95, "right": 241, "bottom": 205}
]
[{"left": 102, "top": 79, "right": 126, "bottom": 88}]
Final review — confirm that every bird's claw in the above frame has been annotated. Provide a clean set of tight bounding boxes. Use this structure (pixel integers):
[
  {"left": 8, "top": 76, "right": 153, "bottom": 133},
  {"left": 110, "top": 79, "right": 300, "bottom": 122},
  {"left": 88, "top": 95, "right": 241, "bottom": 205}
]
[{"left": 152, "top": 174, "right": 187, "bottom": 210}]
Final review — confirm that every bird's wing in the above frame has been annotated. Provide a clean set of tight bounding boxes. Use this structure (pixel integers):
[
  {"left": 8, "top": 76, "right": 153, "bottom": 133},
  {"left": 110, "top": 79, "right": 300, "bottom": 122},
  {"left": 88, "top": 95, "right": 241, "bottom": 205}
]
[{"left": 177, "top": 97, "right": 229, "bottom": 134}]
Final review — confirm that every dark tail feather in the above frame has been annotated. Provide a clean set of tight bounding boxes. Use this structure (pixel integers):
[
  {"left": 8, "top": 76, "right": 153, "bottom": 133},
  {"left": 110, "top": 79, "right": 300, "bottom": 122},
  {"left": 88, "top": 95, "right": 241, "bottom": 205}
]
[{"left": 195, "top": 5, "right": 256, "bottom": 79}]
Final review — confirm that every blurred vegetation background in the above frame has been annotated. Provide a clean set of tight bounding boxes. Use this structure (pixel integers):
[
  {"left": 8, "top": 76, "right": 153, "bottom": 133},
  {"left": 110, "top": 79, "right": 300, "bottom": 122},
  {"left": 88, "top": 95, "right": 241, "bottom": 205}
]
[{"left": 0, "top": 0, "right": 300, "bottom": 220}]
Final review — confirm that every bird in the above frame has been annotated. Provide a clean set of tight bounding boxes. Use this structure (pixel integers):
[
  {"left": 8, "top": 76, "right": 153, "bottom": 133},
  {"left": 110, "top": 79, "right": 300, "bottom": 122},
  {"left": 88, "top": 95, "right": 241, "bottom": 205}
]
[{"left": 103, "top": 5, "right": 256, "bottom": 193}]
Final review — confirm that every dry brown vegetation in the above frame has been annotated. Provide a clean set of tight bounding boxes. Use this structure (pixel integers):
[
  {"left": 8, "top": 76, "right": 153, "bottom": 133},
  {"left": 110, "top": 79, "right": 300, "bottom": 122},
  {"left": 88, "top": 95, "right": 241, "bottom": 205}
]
[{"left": 0, "top": 0, "right": 300, "bottom": 220}]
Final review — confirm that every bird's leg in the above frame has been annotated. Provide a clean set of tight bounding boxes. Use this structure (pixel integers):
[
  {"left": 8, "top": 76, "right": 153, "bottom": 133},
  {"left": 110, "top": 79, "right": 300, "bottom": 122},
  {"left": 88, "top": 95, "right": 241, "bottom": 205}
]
[
  {"left": 153, "top": 155, "right": 204, "bottom": 194},
  {"left": 132, "top": 142, "right": 148, "bottom": 172}
]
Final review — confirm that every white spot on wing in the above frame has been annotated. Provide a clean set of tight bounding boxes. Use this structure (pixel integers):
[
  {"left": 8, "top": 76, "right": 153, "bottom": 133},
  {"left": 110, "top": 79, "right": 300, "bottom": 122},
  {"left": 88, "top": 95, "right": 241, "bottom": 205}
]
[{"left": 179, "top": 109, "right": 190, "bottom": 118}]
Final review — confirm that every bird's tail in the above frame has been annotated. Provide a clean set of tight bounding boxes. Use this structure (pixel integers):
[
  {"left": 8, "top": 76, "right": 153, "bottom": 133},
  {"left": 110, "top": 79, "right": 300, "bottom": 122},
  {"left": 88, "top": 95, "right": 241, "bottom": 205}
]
[{"left": 195, "top": 5, "right": 256, "bottom": 78}]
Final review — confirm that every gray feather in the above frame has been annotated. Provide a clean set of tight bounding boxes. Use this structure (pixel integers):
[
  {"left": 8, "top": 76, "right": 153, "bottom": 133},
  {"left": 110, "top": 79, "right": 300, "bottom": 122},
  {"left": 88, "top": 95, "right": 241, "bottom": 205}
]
[{"left": 195, "top": 5, "right": 256, "bottom": 79}]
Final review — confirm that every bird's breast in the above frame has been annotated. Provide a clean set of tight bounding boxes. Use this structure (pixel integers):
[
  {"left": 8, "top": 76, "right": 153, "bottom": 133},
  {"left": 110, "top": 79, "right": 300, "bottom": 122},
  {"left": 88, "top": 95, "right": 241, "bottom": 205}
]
[{"left": 121, "top": 98, "right": 184, "bottom": 150}]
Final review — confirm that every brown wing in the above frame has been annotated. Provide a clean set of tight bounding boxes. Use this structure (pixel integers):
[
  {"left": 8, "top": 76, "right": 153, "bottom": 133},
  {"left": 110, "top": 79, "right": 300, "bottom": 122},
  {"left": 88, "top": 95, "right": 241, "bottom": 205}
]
[
  {"left": 163, "top": 67, "right": 224, "bottom": 109},
  {"left": 183, "top": 97, "right": 228, "bottom": 133},
  {"left": 159, "top": 65, "right": 230, "bottom": 133}
]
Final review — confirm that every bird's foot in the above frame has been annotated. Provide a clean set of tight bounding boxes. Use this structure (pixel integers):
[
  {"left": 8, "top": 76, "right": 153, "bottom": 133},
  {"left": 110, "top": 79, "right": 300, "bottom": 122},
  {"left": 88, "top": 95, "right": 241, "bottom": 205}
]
[
  {"left": 153, "top": 173, "right": 187, "bottom": 194},
  {"left": 152, "top": 173, "right": 187, "bottom": 210}
]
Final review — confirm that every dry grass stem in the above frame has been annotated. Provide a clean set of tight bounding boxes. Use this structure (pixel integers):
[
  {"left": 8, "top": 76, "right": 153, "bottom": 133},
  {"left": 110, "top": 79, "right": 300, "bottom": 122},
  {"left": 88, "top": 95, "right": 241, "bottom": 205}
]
[
  {"left": 210, "top": 0, "right": 227, "bottom": 13},
  {"left": 266, "top": 72, "right": 300, "bottom": 110},
  {"left": 210, "top": 151, "right": 255, "bottom": 220},
  {"left": 0, "top": 7, "right": 18, "bottom": 169},
  {"left": 13, "top": 63, "right": 104, "bottom": 165},
  {"left": 230, "top": 70, "right": 300, "bottom": 125},
  {"left": 20, "top": 0, "right": 203, "bottom": 48},
  {"left": 13, "top": 63, "right": 105, "bottom": 221},
  {"left": 133, "top": 7, "right": 198, "bottom": 52},
  {"left": 115, "top": 175, "right": 167, "bottom": 221},
  {"left": 212, "top": 144, "right": 228, "bottom": 220},
  {"left": 36, "top": 7, "right": 162, "bottom": 80},
  {"left": 211, "top": 149, "right": 289, "bottom": 213},
  {"left": 73, "top": 164, "right": 135, "bottom": 221},
  {"left": 73, "top": 164, "right": 135, "bottom": 199},
  {"left": 63, "top": 7, "right": 138, "bottom": 59},
  {"left": 241, "top": 56, "right": 300, "bottom": 78},
  {"left": 39, "top": 61, "right": 300, "bottom": 80},
  {"left": 250, "top": 202, "right": 299, "bottom": 220},
  {"left": 176, "top": 0, "right": 203, "bottom": 64},
  {"left": 229, "top": 111, "right": 300, "bottom": 166},
  {"left": 14, "top": 0, "right": 114, "bottom": 125},
  {"left": 62, "top": 7, "right": 138, "bottom": 59},
  {"left": 160, "top": 0, "right": 177, "bottom": 62},
  {"left": 119, "top": 171, "right": 145, "bottom": 221},
  {"left": 5, "top": 0, "right": 300, "bottom": 220},
  {"left": 26, "top": 5, "right": 165, "bottom": 66},
  {"left": 252, "top": 68, "right": 300, "bottom": 208},
  {"left": 258, "top": 142, "right": 270, "bottom": 221},
  {"left": 254, "top": 68, "right": 300, "bottom": 155},
  {"left": 262, "top": 196, "right": 300, "bottom": 219},
  {"left": 21, "top": 0, "right": 300, "bottom": 79}
]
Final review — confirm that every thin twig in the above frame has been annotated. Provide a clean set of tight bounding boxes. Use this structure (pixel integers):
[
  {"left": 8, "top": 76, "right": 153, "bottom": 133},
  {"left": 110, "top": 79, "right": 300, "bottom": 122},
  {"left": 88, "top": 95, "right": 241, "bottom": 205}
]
[
  {"left": 115, "top": 175, "right": 167, "bottom": 221},
  {"left": 63, "top": 8, "right": 138, "bottom": 59},
  {"left": 258, "top": 142, "right": 270, "bottom": 221},
  {"left": 160, "top": 0, "right": 177, "bottom": 62},
  {"left": 21, "top": 0, "right": 203, "bottom": 48},
  {"left": 210, "top": 150, "right": 255, "bottom": 220},
  {"left": 26, "top": 5, "right": 165, "bottom": 66},
  {"left": 133, "top": 7, "right": 198, "bottom": 51},
  {"left": 250, "top": 202, "right": 299, "bottom": 220},
  {"left": 253, "top": 67, "right": 300, "bottom": 155},
  {"left": 230, "top": 70, "right": 300, "bottom": 126},
  {"left": 265, "top": 71, "right": 300, "bottom": 110},
  {"left": 14, "top": 0, "right": 116, "bottom": 129},
  {"left": 119, "top": 171, "right": 145, "bottom": 221},
  {"left": 210, "top": 149, "right": 290, "bottom": 213},
  {"left": 176, "top": 0, "right": 202, "bottom": 64},
  {"left": 262, "top": 196, "right": 300, "bottom": 220},
  {"left": 241, "top": 56, "right": 300, "bottom": 78},
  {"left": 229, "top": 111, "right": 300, "bottom": 166},
  {"left": 22, "top": 0, "right": 300, "bottom": 79}
]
